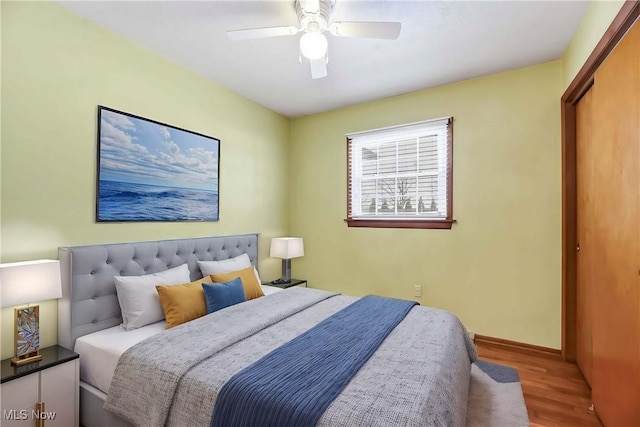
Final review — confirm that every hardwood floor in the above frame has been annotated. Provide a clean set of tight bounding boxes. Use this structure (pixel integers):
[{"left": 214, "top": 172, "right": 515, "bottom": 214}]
[{"left": 476, "top": 338, "right": 602, "bottom": 427}]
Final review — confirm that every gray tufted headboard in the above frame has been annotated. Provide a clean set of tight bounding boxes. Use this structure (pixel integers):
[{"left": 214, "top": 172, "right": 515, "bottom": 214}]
[{"left": 58, "top": 234, "right": 258, "bottom": 350}]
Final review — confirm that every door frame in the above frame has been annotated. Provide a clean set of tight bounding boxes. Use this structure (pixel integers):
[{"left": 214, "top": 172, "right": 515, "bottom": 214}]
[{"left": 561, "top": 1, "right": 640, "bottom": 361}]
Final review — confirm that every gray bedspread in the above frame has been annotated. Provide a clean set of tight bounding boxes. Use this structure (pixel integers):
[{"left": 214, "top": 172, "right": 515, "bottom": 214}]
[{"left": 105, "top": 288, "right": 477, "bottom": 427}]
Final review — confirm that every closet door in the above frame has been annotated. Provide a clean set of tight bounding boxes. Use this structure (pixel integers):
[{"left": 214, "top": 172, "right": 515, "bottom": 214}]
[
  {"left": 575, "top": 87, "right": 594, "bottom": 386},
  {"left": 591, "top": 18, "right": 640, "bottom": 426}
]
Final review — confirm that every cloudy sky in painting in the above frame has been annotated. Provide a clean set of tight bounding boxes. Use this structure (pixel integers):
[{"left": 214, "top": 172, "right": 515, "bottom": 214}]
[{"left": 99, "top": 109, "right": 219, "bottom": 191}]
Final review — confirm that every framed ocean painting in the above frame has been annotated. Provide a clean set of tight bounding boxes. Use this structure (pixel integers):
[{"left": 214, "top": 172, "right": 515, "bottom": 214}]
[{"left": 96, "top": 106, "right": 220, "bottom": 222}]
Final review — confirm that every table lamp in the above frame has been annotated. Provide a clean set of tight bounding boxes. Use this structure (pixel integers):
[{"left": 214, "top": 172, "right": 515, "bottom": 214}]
[
  {"left": 270, "top": 237, "right": 304, "bottom": 284},
  {"left": 0, "top": 260, "right": 62, "bottom": 366}
]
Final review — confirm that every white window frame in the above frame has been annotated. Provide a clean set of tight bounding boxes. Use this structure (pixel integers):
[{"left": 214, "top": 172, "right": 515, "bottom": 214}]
[{"left": 346, "top": 117, "right": 454, "bottom": 230}]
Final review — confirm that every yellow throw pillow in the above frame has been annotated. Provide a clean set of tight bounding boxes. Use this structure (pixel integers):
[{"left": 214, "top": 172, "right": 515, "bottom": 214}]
[
  {"left": 156, "top": 276, "right": 212, "bottom": 329},
  {"left": 210, "top": 266, "right": 265, "bottom": 300}
]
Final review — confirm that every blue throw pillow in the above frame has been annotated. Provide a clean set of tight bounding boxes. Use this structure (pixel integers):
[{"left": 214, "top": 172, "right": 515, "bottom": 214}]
[{"left": 202, "top": 277, "right": 247, "bottom": 314}]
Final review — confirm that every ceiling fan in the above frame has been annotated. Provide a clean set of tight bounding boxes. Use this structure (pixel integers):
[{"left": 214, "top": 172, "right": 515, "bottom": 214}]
[{"left": 226, "top": 0, "right": 401, "bottom": 79}]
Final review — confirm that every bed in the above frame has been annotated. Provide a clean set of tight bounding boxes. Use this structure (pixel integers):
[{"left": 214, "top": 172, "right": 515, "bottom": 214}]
[{"left": 58, "top": 234, "right": 476, "bottom": 427}]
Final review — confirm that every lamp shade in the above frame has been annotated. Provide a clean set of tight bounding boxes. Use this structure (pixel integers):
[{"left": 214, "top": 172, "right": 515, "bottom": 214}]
[
  {"left": 0, "top": 260, "right": 62, "bottom": 308},
  {"left": 270, "top": 238, "right": 304, "bottom": 259}
]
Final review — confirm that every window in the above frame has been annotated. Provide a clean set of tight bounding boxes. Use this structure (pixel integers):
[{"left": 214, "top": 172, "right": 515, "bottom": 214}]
[{"left": 346, "top": 117, "right": 454, "bottom": 229}]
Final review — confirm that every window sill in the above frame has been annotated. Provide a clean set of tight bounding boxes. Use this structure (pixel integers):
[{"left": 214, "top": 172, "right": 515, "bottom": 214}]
[{"left": 345, "top": 219, "right": 455, "bottom": 230}]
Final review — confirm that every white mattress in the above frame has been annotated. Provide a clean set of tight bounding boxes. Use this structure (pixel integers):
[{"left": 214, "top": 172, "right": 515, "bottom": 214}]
[
  {"left": 75, "top": 321, "right": 166, "bottom": 393},
  {"left": 75, "top": 285, "right": 282, "bottom": 393}
]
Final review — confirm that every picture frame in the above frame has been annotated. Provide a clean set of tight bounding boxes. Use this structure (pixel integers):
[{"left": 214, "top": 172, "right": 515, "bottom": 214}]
[{"left": 96, "top": 106, "right": 220, "bottom": 222}]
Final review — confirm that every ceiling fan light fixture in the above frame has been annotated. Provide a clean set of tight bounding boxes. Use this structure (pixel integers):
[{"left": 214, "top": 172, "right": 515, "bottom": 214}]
[
  {"left": 299, "top": 32, "right": 328, "bottom": 60},
  {"left": 227, "top": 0, "right": 400, "bottom": 79}
]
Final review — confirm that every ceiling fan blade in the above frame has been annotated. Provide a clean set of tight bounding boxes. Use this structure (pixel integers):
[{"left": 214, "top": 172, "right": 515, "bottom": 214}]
[
  {"left": 309, "top": 56, "right": 327, "bottom": 79},
  {"left": 329, "top": 21, "right": 401, "bottom": 40},
  {"left": 227, "top": 26, "right": 298, "bottom": 41}
]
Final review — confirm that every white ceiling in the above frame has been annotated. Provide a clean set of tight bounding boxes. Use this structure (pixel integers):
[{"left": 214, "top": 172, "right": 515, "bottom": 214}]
[{"left": 56, "top": 1, "right": 589, "bottom": 118}]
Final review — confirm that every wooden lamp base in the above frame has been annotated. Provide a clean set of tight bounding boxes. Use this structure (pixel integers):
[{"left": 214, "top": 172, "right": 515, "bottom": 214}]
[{"left": 11, "top": 351, "right": 43, "bottom": 366}]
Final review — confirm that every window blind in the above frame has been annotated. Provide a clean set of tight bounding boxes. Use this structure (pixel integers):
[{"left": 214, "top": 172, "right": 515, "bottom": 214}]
[{"left": 347, "top": 117, "right": 452, "bottom": 222}]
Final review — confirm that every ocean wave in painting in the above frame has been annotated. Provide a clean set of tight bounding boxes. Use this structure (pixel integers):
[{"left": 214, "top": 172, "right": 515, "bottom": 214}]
[{"left": 98, "top": 180, "right": 218, "bottom": 221}]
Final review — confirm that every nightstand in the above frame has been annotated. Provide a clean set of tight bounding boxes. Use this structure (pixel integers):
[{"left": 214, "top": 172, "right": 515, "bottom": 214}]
[
  {"left": 1, "top": 345, "right": 79, "bottom": 427},
  {"left": 264, "top": 279, "right": 308, "bottom": 289}
]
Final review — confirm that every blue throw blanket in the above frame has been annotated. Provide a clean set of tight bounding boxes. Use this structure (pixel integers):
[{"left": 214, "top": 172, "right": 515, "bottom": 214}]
[{"left": 210, "top": 295, "right": 417, "bottom": 427}]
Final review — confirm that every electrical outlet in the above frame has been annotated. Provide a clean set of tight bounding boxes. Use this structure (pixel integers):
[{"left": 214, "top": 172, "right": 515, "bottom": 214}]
[{"left": 413, "top": 285, "right": 422, "bottom": 297}]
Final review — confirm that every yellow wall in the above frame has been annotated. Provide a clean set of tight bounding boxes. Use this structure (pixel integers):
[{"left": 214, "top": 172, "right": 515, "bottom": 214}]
[
  {"left": 562, "top": 0, "right": 625, "bottom": 89},
  {"left": 0, "top": 2, "right": 289, "bottom": 359},
  {"left": 0, "top": 0, "right": 3, "bottom": 261},
  {"left": 0, "top": 0, "right": 628, "bottom": 358},
  {"left": 290, "top": 61, "right": 563, "bottom": 348}
]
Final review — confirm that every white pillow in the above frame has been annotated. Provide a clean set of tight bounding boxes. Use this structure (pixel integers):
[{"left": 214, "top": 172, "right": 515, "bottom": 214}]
[
  {"left": 114, "top": 263, "right": 190, "bottom": 331},
  {"left": 198, "top": 253, "right": 262, "bottom": 284}
]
